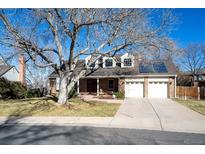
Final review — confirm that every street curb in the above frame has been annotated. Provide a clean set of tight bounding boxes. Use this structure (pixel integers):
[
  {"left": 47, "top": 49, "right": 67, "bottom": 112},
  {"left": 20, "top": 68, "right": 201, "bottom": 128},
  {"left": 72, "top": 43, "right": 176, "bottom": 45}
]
[{"left": 1, "top": 116, "right": 205, "bottom": 135}]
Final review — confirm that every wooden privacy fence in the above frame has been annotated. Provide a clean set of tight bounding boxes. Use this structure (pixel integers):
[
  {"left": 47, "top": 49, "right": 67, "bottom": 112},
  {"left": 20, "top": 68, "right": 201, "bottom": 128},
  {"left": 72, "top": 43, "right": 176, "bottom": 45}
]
[
  {"left": 200, "top": 87, "right": 205, "bottom": 100},
  {"left": 176, "top": 86, "right": 205, "bottom": 100}
]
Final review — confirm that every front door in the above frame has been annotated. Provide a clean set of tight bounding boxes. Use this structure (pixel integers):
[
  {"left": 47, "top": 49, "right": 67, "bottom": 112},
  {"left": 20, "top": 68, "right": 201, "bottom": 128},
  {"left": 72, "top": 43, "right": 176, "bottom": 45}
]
[{"left": 87, "top": 79, "right": 97, "bottom": 93}]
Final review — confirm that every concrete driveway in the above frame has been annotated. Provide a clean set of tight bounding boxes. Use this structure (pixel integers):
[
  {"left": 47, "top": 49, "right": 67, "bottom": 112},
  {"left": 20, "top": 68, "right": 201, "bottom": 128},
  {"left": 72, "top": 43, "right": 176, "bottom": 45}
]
[{"left": 111, "top": 98, "right": 205, "bottom": 134}]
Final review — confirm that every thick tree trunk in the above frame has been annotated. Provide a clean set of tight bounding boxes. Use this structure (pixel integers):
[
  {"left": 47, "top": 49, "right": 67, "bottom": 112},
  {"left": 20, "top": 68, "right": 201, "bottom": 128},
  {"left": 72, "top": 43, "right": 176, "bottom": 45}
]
[
  {"left": 57, "top": 70, "right": 86, "bottom": 104},
  {"left": 57, "top": 73, "right": 69, "bottom": 104}
]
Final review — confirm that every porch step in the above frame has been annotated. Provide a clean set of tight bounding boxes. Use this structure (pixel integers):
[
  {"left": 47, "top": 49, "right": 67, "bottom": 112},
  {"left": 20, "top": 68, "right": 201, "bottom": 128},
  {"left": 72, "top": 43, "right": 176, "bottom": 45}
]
[
  {"left": 78, "top": 94, "right": 114, "bottom": 100},
  {"left": 98, "top": 95, "right": 113, "bottom": 99}
]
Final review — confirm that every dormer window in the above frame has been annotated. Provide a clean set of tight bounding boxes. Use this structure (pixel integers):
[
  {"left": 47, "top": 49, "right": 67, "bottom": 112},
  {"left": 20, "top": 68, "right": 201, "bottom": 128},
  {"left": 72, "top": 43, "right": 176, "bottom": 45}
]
[
  {"left": 123, "top": 58, "right": 132, "bottom": 67},
  {"left": 121, "top": 53, "right": 134, "bottom": 68},
  {"left": 103, "top": 57, "right": 116, "bottom": 68},
  {"left": 85, "top": 55, "right": 98, "bottom": 69},
  {"left": 105, "top": 59, "right": 113, "bottom": 67},
  {"left": 89, "top": 62, "right": 95, "bottom": 68}
]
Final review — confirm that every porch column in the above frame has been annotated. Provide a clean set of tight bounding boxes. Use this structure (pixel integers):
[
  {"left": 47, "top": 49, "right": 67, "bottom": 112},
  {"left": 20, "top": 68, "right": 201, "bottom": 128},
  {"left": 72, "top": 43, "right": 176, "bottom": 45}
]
[
  {"left": 97, "top": 78, "right": 99, "bottom": 96},
  {"left": 174, "top": 76, "right": 177, "bottom": 98},
  {"left": 77, "top": 80, "right": 79, "bottom": 95},
  {"left": 144, "top": 77, "right": 148, "bottom": 98}
]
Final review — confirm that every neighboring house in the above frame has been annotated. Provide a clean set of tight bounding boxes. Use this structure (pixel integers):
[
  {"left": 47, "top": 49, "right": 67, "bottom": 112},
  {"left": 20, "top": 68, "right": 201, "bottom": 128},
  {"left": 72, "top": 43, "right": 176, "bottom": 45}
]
[
  {"left": 48, "top": 53, "right": 177, "bottom": 98},
  {"left": 0, "top": 55, "right": 26, "bottom": 85},
  {"left": 177, "top": 69, "right": 205, "bottom": 87},
  {"left": 0, "top": 55, "right": 19, "bottom": 82}
]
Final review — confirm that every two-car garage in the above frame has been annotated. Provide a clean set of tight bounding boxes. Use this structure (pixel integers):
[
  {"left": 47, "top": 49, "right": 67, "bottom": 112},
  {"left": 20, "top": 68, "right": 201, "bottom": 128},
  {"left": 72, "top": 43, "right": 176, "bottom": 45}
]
[{"left": 125, "top": 77, "right": 172, "bottom": 98}]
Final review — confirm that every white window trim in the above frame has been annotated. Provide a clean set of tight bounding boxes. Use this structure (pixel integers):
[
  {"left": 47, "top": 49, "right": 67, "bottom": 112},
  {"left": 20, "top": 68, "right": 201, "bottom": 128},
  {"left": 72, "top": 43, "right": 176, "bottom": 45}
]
[
  {"left": 85, "top": 55, "right": 99, "bottom": 69},
  {"left": 103, "top": 57, "right": 116, "bottom": 68},
  {"left": 121, "top": 53, "right": 134, "bottom": 68},
  {"left": 122, "top": 58, "right": 134, "bottom": 67}
]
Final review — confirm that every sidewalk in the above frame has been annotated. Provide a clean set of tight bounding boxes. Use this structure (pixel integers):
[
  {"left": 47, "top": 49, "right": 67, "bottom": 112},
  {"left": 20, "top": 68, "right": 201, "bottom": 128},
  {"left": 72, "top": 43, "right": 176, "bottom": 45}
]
[
  {"left": 0, "top": 116, "right": 116, "bottom": 128},
  {"left": 0, "top": 116, "right": 161, "bottom": 130},
  {"left": 0, "top": 115, "right": 205, "bottom": 134}
]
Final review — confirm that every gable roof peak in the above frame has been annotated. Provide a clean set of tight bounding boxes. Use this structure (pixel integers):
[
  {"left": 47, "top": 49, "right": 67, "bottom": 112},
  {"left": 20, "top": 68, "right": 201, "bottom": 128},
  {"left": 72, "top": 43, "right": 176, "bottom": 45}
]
[{"left": 0, "top": 54, "right": 7, "bottom": 66}]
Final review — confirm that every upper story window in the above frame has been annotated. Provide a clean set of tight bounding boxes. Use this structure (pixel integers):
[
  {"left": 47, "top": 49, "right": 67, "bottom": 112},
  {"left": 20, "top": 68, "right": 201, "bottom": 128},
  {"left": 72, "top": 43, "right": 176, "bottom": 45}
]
[
  {"left": 123, "top": 58, "right": 132, "bottom": 67},
  {"left": 85, "top": 55, "right": 98, "bottom": 69},
  {"left": 89, "top": 62, "right": 95, "bottom": 68},
  {"left": 103, "top": 57, "right": 116, "bottom": 68},
  {"left": 121, "top": 53, "right": 134, "bottom": 68},
  {"left": 105, "top": 59, "right": 113, "bottom": 67}
]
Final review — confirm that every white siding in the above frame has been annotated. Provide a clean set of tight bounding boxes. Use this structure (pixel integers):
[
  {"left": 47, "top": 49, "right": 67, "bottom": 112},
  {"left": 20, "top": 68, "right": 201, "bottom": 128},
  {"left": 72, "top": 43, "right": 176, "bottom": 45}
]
[{"left": 2, "top": 67, "right": 19, "bottom": 81}]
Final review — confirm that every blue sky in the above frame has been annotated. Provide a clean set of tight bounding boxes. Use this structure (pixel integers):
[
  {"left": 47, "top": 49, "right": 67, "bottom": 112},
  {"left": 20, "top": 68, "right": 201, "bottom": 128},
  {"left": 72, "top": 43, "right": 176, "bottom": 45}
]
[
  {"left": 1, "top": 8, "right": 205, "bottom": 66},
  {"left": 170, "top": 8, "right": 205, "bottom": 47}
]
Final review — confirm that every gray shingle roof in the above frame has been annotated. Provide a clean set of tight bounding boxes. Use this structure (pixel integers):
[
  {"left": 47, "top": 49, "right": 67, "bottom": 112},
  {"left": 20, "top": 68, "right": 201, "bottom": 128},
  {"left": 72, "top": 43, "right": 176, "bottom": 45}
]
[
  {"left": 85, "top": 60, "right": 177, "bottom": 77},
  {"left": 48, "top": 58, "right": 177, "bottom": 78},
  {"left": 0, "top": 65, "right": 13, "bottom": 77}
]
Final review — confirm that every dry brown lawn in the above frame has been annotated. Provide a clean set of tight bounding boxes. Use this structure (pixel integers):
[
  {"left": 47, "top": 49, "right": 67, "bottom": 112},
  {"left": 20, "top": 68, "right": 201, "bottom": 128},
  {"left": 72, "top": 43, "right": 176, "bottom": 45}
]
[
  {"left": 0, "top": 98, "right": 120, "bottom": 117},
  {"left": 174, "top": 98, "right": 205, "bottom": 115}
]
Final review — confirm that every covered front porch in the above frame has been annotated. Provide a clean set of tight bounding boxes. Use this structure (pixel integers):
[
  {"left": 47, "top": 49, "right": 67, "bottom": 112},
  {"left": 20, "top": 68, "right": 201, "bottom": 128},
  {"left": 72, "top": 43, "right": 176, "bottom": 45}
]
[{"left": 78, "top": 78, "right": 119, "bottom": 97}]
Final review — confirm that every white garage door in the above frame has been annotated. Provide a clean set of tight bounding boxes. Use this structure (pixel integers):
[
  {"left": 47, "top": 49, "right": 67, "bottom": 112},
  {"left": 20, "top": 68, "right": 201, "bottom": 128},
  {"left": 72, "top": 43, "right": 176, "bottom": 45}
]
[
  {"left": 148, "top": 82, "right": 168, "bottom": 98},
  {"left": 125, "top": 81, "right": 144, "bottom": 98}
]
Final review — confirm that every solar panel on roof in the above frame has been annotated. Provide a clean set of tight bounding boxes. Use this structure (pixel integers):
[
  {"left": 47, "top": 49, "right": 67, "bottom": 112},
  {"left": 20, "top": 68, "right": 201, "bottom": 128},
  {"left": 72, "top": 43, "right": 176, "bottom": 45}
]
[
  {"left": 139, "top": 63, "right": 154, "bottom": 73},
  {"left": 153, "top": 62, "right": 168, "bottom": 73}
]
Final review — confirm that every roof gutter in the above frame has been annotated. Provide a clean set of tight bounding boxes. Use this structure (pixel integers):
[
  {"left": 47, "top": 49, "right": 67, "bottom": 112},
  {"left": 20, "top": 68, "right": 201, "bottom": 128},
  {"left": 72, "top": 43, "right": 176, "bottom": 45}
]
[{"left": 83, "top": 74, "right": 177, "bottom": 79}]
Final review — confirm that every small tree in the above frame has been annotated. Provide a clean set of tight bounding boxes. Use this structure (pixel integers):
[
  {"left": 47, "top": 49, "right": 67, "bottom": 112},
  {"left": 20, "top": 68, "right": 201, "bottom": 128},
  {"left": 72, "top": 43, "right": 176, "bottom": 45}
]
[{"left": 0, "top": 9, "right": 177, "bottom": 104}]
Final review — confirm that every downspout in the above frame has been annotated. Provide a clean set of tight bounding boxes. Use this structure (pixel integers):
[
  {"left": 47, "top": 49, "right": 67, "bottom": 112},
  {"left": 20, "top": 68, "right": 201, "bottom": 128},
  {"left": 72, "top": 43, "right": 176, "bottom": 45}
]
[{"left": 174, "top": 74, "right": 177, "bottom": 98}]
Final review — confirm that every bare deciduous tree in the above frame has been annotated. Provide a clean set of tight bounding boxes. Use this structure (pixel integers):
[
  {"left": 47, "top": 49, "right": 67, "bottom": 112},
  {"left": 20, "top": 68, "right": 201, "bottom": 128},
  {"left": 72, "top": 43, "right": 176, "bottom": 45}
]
[
  {"left": 0, "top": 8, "right": 177, "bottom": 104},
  {"left": 181, "top": 43, "right": 205, "bottom": 82}
]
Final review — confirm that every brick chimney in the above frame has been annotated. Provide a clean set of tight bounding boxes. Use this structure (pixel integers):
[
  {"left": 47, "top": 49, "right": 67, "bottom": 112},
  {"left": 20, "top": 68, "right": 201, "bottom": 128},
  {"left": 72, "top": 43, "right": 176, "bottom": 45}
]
[{"left": 19, "top": 55, "right": 26, "bottom": 85}]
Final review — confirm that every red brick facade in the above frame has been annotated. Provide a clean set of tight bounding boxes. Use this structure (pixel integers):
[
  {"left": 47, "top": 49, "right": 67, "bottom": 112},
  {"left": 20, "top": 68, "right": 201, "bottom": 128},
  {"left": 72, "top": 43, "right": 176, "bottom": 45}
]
[
  {"left": 49, "top": 76, "right": 176, "bottom": 98},
  {"left": 118, "top": 78, "right": 125, "bottom": 93},
  {"left": 168, "top": 77, "right": 175, "bottom": 98}
]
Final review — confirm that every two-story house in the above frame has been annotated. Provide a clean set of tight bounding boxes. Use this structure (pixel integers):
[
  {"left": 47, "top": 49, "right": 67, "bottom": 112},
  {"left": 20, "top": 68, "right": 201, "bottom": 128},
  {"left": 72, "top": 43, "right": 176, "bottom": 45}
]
[{"left": 48, "top": 53, "right": 177, "bottom": 98}]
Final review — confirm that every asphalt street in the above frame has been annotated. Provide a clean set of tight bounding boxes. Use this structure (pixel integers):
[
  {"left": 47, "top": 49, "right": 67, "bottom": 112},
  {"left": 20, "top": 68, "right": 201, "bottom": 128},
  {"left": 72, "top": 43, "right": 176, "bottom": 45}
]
[{"left": 0, "top": 124, "right": 205, "bottom": 145}]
